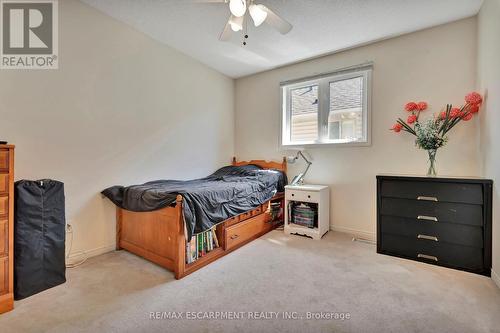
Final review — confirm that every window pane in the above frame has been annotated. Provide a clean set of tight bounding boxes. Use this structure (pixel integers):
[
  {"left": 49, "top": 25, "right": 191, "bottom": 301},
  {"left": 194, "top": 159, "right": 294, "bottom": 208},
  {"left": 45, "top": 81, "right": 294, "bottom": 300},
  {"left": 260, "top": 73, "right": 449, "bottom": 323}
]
[
  {"left": 328, "top": 121, "right": 340, "bottom": 140},
  {"left": 290, "top": 85, "right": 319, "bottom": 142},
  {"left": 329, "top": 77, "right": 364, "bottom": 142}
]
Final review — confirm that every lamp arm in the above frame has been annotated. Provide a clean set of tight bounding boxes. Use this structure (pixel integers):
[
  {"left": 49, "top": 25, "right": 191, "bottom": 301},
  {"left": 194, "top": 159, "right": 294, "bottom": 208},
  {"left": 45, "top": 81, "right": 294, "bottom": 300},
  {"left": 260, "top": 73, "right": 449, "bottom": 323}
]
[
  {"left": 301, "top": 159, "right": 312, "bottom": 181},
  {"left": 296, "top": 151, "right": 312, "bottom": 184},
  {"left": 297, "top": 151, "right": 311, "bottom": 165}
]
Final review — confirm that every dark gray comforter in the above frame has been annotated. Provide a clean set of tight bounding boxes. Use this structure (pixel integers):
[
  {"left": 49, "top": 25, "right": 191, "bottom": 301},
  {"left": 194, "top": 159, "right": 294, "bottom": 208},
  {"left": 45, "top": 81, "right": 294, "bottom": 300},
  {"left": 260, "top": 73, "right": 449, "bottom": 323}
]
[{"left": 102, "top": 165, "right": 287, "bottom": 239}]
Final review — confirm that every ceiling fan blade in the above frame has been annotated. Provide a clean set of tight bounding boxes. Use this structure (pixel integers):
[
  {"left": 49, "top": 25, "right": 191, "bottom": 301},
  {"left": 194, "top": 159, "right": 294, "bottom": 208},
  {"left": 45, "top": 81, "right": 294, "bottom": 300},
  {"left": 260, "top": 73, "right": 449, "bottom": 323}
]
[
  {"left": 191, "top": 0, "right": 226, "bottom": 3},
  {"left": 219, "top": 15, "right": 233, "bottom": 41},
  {"left": 261, "top": 5, "right": 292, "bottom": 34}
]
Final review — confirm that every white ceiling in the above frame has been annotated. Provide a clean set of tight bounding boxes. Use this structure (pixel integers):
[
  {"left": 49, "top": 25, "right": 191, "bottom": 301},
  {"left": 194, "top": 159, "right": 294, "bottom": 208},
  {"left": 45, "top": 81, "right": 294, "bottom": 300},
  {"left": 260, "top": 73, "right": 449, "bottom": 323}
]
[{"left": 79, "top": 0, "right": 483, "bottom": 78}]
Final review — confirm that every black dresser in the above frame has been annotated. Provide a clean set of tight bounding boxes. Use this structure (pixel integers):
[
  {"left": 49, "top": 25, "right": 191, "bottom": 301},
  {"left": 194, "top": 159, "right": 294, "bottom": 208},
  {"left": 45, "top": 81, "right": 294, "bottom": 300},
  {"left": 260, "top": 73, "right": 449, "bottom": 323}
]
[{"left": 377, "top": 175, "right": 493, "bottom": 276}]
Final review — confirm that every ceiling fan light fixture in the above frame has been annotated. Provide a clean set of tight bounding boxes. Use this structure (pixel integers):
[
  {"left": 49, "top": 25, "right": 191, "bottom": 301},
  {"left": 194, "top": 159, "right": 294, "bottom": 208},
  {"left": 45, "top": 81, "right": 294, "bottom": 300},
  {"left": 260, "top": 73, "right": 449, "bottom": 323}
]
[
  {"left": 229, "top": 0, "right": 246, "bottom": 17},
  {"left": 249, "top": 4, "right": 267, "bottom": 27},
  {"left": 229, "top": 15, "right": 244, "bottom": 31}
]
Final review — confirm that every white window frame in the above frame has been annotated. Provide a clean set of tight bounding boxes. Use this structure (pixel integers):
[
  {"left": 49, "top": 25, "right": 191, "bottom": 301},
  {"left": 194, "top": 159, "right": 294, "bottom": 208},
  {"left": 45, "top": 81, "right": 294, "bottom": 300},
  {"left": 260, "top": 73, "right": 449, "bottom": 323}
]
[{"left": 280, "top": 64, "right": 372, "bottom": 148}]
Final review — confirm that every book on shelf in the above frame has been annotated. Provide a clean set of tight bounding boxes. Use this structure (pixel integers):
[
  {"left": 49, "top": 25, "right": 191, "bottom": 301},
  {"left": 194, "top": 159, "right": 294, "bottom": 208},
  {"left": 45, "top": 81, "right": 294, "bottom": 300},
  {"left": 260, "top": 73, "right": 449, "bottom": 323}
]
[
  {"left": 207, "top": 230, "right": 212, "bottom": 251},
  {"left": 186, "top": 226, "right": 220, "bottom": 264},
  {"left": 270, "top": 201, "right": 283, "bottom": 223},
  {"left": 289, "top": 202, "right": 318, "bottom": 228},
  {"left": 199, "top": 233, "right": 203, "bottom": 257},
  {"left": 190, "top": 236, "right": 197, "bottom": 262},
  {"left": 211, "top": 228, "right": 219, "bottom": 248}
]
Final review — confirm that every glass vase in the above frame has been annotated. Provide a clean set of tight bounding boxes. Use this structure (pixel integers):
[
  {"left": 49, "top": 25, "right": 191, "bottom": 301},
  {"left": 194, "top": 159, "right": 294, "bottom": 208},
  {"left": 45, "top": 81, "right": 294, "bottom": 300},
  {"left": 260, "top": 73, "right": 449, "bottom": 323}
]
[{"left": 426, "top": 149, "right": 437, "bottom": 177}]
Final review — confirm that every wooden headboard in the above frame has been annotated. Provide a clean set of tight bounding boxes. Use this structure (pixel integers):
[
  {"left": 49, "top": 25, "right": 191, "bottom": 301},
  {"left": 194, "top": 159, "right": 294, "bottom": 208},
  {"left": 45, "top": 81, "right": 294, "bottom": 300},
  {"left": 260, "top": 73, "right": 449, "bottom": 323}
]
[{"left": 232, "top": 157, "right": 287, "bottom": 174}]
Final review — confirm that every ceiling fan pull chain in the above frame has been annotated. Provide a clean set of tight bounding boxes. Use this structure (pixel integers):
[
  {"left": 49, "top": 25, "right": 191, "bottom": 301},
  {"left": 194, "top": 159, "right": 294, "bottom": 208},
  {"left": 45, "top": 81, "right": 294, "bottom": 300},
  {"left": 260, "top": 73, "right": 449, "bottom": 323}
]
[{"left": 243, "top": 15, "right": 249, "bottom": 46}]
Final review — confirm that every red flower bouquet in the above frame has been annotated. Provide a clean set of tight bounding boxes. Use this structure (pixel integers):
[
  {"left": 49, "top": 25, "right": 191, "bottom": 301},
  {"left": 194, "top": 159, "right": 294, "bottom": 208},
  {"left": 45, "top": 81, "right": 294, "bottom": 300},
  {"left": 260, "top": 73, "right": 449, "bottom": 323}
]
[{"left": 391, "top": 92, "right": 483, "bottom": 176}]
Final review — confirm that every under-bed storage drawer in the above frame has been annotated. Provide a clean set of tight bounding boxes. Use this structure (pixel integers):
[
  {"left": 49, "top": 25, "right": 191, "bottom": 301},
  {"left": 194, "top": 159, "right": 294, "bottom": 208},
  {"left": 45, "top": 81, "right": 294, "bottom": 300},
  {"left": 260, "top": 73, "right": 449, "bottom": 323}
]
[{"left": 226, "top": 213, "right": 269, "bottom": 250}]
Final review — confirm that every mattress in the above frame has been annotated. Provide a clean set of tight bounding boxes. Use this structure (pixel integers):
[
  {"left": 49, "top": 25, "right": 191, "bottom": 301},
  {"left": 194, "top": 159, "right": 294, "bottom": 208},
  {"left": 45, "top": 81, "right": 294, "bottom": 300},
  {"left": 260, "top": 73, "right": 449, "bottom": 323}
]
[{"left": 102, "top": 164, "right": 287, "bottom": 239}]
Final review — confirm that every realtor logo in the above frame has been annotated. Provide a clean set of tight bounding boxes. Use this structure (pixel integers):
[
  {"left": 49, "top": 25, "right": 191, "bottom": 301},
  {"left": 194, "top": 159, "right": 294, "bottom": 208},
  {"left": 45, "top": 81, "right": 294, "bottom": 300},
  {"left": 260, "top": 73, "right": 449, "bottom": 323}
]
[{"left": 1, "top": 0, "right": 58, "bottom": 69}]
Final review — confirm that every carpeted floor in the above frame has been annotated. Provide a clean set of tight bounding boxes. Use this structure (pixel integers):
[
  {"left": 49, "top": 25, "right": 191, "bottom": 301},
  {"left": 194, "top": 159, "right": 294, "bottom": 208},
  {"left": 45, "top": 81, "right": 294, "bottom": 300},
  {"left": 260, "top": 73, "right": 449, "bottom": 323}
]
[{"left": 1, "top": 231, "right": 500, "bottom": 333}]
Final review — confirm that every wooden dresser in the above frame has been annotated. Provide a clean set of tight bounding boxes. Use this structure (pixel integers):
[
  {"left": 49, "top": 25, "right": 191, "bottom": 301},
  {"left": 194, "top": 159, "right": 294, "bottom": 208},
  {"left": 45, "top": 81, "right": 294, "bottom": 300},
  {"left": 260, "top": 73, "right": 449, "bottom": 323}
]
[
  {"left": 377, "top": 175, "right": 492, "bottom": 276},
  {"left": 0, "top": 145, "right": 14, "bottom": 313}
]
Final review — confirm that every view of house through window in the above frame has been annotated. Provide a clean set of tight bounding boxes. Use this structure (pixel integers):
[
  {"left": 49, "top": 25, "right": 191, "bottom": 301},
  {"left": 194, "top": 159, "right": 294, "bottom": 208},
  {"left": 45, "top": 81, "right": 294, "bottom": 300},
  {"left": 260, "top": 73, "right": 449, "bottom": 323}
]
[
  {"left": 328, "top": 76, "right": 363, "bottom": 141},
  {"left": 290, "top": 85, "right": 319, "bottom": 142},
  {"left": 281, "top": 66, "right": 371, "bottom": 146}
]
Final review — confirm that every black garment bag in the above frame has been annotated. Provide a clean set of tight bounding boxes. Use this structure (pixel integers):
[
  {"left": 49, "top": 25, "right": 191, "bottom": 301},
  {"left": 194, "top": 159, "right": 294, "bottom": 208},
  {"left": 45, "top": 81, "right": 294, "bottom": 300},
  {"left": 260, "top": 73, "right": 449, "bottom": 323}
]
[{"left": 14, "top": 180, "right": 66, "bottom": 300}]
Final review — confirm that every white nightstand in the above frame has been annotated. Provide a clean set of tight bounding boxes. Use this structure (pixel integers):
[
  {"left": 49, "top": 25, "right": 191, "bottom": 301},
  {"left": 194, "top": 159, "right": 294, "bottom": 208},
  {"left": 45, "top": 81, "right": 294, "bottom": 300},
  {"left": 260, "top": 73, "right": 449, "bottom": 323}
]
[{"left": 284, "top": 184, "right": 329, "bottom": 240}]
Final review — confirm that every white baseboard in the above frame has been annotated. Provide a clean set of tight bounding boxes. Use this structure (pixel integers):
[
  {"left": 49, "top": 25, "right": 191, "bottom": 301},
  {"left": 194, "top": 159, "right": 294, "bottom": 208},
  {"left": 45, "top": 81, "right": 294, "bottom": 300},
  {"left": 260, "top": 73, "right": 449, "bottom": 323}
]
[
  {"left": 330, "top": 225, "right": 376, "bottom": 242},
  {"left": 492, "top": 268, "right": 500, "bottom": 289},
  {"left": 67, "top": 244, "right": 115, "bottom": 262}
]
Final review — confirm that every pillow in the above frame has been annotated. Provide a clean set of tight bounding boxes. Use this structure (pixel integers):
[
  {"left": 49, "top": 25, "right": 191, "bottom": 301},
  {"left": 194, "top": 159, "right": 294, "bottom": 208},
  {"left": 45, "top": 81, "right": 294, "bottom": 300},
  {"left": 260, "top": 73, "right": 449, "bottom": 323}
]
[{"left": 210, "top": 164, "right": 262, "bottom": 178}]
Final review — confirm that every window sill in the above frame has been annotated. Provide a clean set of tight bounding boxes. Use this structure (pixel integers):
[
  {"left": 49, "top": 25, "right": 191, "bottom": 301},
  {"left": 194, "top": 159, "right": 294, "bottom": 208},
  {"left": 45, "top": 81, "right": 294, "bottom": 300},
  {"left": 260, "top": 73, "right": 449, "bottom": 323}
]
[{"left": 280, "top": 140, "right": 371, "bottom": 149}]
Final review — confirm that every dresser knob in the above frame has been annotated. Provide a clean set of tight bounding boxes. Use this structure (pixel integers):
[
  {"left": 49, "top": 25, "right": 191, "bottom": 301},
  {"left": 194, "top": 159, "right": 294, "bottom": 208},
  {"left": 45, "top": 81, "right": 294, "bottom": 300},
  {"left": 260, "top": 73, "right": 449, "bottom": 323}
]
[
  {"left": 417, "top": 196, "right": 439, "bottom": 202},
  {"left": 417, "top": 234, "right": 439, "bottom": 242},
  {"left": 417, "top": 215, "right": 438, "bottom": 222},
  {"left": 418, "top": 254, "right": 438, "bottom": 262}
]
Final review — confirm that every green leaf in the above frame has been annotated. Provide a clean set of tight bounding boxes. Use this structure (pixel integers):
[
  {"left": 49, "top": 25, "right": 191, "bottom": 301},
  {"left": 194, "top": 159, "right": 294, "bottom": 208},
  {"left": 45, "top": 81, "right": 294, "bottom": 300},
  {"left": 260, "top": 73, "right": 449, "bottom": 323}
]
[{"left": 397, "top": 118, "right": 416, "bottom": 135}]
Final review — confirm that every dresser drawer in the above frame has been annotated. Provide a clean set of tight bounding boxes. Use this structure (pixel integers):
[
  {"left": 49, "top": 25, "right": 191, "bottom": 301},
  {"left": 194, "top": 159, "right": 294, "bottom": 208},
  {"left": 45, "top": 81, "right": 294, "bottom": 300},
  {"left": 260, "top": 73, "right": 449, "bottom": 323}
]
[
  {"left": 0, "top": 151, "right": 8, "bottom": 173},
  {"left": 0, "top": 197, "right": 7, "bottom": 217},
  {"left": 0, "top": 174, "right": 8, "bottom": 195},
  {"left": 0, "top": 220, "right": 7, "bottom": 256},
  {"left": 380, "top": 197, "right": 483, "bottom": 226},
  {"left": 285, "top": 189, "right": 319, "bottom": 203},
  {"left": 0, "top": 256, "right": 7, "bottom": 296},
  {"left": 381, "top": 233, "right": 484, "bottom": 272},
  {"left": 226, "top": 213, "right": 269, "bottom": 250},
  {"left": 380, "top": 215, "right": 483, "bottom": 248},
  {"left": 380, "top": 180, "right": 483, "bottom": 204}
]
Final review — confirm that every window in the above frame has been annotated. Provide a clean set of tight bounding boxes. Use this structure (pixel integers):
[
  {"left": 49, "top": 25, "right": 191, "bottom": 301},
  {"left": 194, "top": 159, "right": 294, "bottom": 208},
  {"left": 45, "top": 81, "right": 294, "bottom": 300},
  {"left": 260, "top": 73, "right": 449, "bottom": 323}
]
[{"left": 281, "top": 66, "right": 372, "bottom": 147}]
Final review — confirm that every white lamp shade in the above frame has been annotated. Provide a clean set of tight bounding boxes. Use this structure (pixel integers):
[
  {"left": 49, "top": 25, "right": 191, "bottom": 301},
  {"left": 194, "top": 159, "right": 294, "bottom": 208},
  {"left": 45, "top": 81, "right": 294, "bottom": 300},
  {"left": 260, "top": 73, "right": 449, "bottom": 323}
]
[
  {"left": 229, "top": 0, "right": 246, "bottom": 18},
  {"left": 249, "top": 4, "right": 267, "bottom": 27},
  {"left": 229, "top": 15, "right": 244, "bottom": 32}
]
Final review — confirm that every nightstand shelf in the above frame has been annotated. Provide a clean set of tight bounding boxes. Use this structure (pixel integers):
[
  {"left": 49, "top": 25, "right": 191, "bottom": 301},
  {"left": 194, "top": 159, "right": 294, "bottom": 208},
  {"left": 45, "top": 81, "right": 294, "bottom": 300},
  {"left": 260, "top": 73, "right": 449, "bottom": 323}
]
[{"left": 284, "top": 185, "right": 329, "bottom": 240}]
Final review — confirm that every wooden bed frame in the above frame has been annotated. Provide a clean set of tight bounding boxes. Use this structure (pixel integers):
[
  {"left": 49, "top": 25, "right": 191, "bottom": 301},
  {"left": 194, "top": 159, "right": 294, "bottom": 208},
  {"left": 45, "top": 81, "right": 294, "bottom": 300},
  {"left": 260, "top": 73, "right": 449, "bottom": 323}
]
[{"left": 115, "top": 157, "right": 287, "bottom": 279}]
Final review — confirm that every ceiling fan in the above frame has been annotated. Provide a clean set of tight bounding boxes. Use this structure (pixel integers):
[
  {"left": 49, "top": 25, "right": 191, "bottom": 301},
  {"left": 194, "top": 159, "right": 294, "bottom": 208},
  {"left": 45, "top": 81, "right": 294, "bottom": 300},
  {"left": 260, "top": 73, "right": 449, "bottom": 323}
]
[{"left": 199, "top": 0, "right": 293, "bottom": 44}]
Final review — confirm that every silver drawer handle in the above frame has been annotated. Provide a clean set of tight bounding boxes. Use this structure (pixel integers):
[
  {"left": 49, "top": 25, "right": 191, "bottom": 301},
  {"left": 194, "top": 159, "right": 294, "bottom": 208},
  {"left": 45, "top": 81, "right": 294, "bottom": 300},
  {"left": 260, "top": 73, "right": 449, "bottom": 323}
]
[
  {"left": 417, "top": 196, "right": 438, "bottom": 202},
  {"left": 417, "top": 234, "right": 438, "bottom": 242},
  {"left": 418, "top": 254, "right": 438, "bottom": 262},
  {"left": 417, "top": 215, "right": 438, "bottom": 222}
]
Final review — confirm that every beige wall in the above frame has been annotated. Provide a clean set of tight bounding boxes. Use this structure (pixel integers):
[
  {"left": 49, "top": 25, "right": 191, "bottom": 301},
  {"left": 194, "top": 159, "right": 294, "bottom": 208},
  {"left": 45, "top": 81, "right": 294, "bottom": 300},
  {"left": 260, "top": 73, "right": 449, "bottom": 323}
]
[
  {"left": 235, "top": 18, "right": 479, "bottom": 239},
  {"left": 0, "top": 0, "right": 234, "bottom": 259},
  {"left": 478, "top": 0, "right": 500, "bottom": 286}
]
